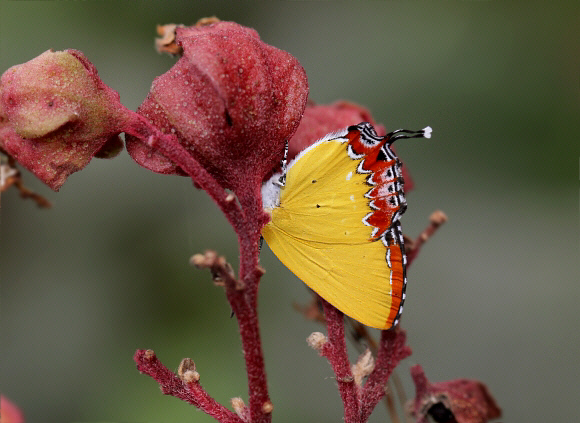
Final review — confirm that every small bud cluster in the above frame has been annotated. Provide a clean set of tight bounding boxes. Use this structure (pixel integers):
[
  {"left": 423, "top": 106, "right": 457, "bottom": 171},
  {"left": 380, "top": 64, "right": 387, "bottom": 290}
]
[
  {"left": 178, "top": 357, "right": 200, "bottom": 383},
  {"left": 306, "top": 332, "right": 328, "bottom": 351},
  {"left": 351, "top": 349, "right": 375, "bottom": 387}
]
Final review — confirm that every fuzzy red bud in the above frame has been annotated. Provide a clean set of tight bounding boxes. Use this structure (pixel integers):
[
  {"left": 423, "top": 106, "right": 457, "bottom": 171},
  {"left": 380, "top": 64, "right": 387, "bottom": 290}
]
[
  {"left": 0, "top": 50, "right": 130, "bottom": 190},
  {"left": 125, "top": 20, "right": 308, "bottom": 195}
]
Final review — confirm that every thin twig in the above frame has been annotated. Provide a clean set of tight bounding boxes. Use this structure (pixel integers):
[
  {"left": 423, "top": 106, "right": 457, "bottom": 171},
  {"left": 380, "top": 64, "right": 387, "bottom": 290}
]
[
  {"left": 359, "top": 329, "right": 412, "bottom": 421},
  {"left": 0, "top": 154, "right": 51, "bottom": 208},
  {"left": 191, "top": 251, "right": 271, "bottom": 423},
  {"left": 320, "top": 299, "right": 360, "bottom": 423},
  {"left": 134, "top": 350, "right": 243, "bottom": 423},
  {"left": 124, "top": 114, "right": 246, "bottom": 233}
]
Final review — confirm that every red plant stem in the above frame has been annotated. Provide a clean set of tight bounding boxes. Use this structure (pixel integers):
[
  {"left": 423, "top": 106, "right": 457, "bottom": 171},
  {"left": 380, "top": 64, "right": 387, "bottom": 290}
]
[
  {"left": 236, "top": 184, "right": 270, "bottom": 304},
  {"left": 125, "top": 113, "right": 272, "bottom": 423},
  {"left": 359, "top": 329, "right": 412, "bottom": 421},
  {"left": 222, "top": 258, "right": 271, "bottom": 423},
  {"left": 122, "top": 113, "right": 246, "bottom": 234},
  {"left": 134, "top": 350, "right": 243, "bottom": 423},
  {"left": 321, "top": 299, "right": 360, "bottom": 423}
]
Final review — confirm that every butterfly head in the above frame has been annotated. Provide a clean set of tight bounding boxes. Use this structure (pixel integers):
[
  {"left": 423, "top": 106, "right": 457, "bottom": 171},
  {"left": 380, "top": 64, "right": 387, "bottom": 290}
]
[{"left": 261, "top": 171, "right": 283, "bottom": 212}]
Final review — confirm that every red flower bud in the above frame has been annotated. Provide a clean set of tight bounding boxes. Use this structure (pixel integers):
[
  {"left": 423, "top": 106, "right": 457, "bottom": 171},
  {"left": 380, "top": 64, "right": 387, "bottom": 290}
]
[
  {"left": 0, "top": 50, "right": 129, "bottom": 190},
  {"left": 125, "top": 20, "right": 308, "bottom": 195},
  {"left": 410, "top": 365, "right": 501, "bottom": 423}
]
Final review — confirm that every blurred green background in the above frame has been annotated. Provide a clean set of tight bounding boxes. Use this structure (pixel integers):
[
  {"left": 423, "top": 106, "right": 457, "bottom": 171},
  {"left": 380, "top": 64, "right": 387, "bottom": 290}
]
[{"left": 1, "top": 1, "right": 578, "bottom": 422}]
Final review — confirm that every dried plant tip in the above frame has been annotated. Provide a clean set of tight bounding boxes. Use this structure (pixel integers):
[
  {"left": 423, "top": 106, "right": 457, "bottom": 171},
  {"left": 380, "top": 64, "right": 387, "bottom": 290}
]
[
  {"left": 190, "top": 250, "right": 218, "bottom": 268},
  {"left": 352, "top": 349, "right": 375, "bottom": 387},
  {"left": 306, "top": 332, "right": 328, "bottom": 351},
  {"left": 178, "top": 358, "right": 200, "bottom": 383},
  {"left": 0, "top": 155, "right": 52, "bottom": 207},
  {"left": 155, "top": 24, "right": 183, "bottom": 56},
  {"left": 189, "top": 253, "right": 207, "bottom": 268},
  {"left": 261, "top": 401, "right": 274, "bottom": 414},
  {"left": 182, "top": 370, "right": 201, "bottom": 383},
  {"left": 205, "top": 250, "right": 218, "bottom": 264},
  {"left": 144, "top": 349, "right": 156, "bottom": 361},
  {"left": 231, "top": 396, "right": 245, "bottom": 410},
  {"left": 195, "top": 16, "right": 221, "bottom": 27},
  {"left": 213, "top": 256, "right": 233, "bottom": 284},
  {"left": 156, "top": 23, "right": 177, "bottom": 37},
  {"left": 0, "top": 158, "right": 19, "bottom": 189},
  {"left": 190, "top": 250, "right": 239, "bottom": 289},
  {"left": 429, "top": 210, "right": 448, "bottom": 226},
  {"left": 231, "top": 397, "right": 250, "bottom": 422},
  {"left": 177, "top": 357, "right": 196, "bottom": 377}
]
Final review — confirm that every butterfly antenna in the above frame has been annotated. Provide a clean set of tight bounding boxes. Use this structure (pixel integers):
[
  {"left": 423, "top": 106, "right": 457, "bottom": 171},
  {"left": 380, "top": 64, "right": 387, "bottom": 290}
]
[
  {"left": 387, "top": 126, "right": 432, "bottom": 143},
  {"left": 275, "top": 140, "right": 289, "bottom": 187}
]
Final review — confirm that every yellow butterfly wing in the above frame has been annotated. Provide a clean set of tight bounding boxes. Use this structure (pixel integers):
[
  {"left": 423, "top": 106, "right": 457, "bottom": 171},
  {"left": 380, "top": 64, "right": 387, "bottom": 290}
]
[{"left": 262, "top": 128, "right": 405, "bottom": 329}]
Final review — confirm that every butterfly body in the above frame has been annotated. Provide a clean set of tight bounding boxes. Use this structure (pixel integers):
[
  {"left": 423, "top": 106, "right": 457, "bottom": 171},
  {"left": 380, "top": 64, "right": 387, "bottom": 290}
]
[{"left": 261, "top": 122, "right": 430, "bottom": 329}]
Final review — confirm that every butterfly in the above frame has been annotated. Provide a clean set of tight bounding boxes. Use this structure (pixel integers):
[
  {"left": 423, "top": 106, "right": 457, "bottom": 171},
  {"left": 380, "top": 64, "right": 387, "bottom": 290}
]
[{"left": 261, "top": 122, "right": 431, "bottom": 329}]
